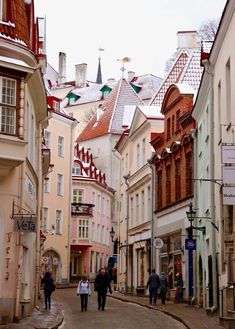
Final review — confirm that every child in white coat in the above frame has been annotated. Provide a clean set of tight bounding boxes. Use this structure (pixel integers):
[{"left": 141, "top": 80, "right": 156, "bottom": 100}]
[{"left": 77, "top": 274, "right": 91, "bottom": 311}]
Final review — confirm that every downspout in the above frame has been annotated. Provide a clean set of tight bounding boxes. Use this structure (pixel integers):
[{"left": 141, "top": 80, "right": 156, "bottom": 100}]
[
  {"left": 207, "top": 61, "right": 218, "bottom": 311},
  {"left": 123, "top": 173, "right": 130, "bottom": 294},
  {"left": 68, "top": 120, "right": 78, "bottom": 283}
]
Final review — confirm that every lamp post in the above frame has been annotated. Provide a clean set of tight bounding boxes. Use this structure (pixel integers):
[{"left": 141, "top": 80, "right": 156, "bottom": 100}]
[
  {"left": 186, "top": 203, "right": 206, "bottom": 298},
  {"left": 110, "top": 227, "right": 120, "bottom": 254}
]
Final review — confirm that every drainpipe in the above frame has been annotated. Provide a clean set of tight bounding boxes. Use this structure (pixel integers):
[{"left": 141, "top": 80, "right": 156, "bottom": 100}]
[
  {"left": 123, "top": 173, "right": 130, "bottom": 294},
  {"left": 204, "top": 60, "right": 218, "bottom": 311}
]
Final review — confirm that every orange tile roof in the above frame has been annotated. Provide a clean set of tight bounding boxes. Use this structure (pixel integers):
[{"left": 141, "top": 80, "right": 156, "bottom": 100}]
[{"left": 77, "top": 78, "right": 143, "bottom": 142}]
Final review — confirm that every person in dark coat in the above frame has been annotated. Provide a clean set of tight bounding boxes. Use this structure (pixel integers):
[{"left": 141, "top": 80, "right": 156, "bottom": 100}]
[
  {"left": 41, "top": 271, "right": 55, "bottom": 310},
  {"left": 94, "top": 268, "right": 112, "bottom": 311},
  {"left": 146, "top": 269, "right": 160, "bottom": 305},
  {"left": 159, "top": 272, "right": 168, "bottom": 305}
]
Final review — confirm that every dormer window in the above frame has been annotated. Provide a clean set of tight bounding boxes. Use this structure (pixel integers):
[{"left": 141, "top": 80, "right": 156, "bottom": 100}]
[
  {"left": 72, "top": 164, "right": 81, "bottom": 175},
  {"left": 100, "top": 85, "right": 112, "bottom": 99},
  {"left": 53, "top": 100, "right": 60, "bottom": 111},
  {"left": 0, "top": 77, "right": 17, "bottom": 135}
]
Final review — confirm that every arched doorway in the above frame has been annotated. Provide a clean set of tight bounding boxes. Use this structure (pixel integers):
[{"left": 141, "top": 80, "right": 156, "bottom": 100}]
[{"left": 42, "top": 249, "right": 61, "bottom": 283}]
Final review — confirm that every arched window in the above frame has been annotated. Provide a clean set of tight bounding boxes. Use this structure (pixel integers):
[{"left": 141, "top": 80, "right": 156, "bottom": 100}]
[
  {"left": 186, "top": 152, "right": 193, "bottom": 196},
  {"left": 175, "top": 158, "right": 181, "bottom": 201}
]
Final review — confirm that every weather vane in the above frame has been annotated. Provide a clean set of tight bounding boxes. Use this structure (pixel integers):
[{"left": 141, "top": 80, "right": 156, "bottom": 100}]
[
  {"left": 117, "top": 56, "right": 131, "bottom": 78},
  {"left": 98, "top": 47, "right": 104, "bottom": 60}
]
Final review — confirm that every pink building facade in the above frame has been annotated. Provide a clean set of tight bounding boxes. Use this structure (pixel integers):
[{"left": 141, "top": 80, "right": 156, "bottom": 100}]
[{"left": 71, "top": 145, "right": 114, "bottom": 281}]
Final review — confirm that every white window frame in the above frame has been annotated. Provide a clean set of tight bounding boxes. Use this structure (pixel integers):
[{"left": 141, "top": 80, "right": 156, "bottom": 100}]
[
  {"left": 55, "top": 210, "right": 62, "bottom": 234},
  {"left": 78, "top": 219, "right": 89, "bottom": 239},
  {"left": 44, "top": 130, "right": 51, "bottom": 148},
  {"left": 57, "top": 174, "right": 63, "bottom": 196},
  {"left": 73, "top": 189, "right": 83, "bottom": 203},
  {"left": 0, "top": 77, "right": 17, "bottom": 135},
  {"left": 43, "top": 207, "right": 49, "bottom": 232},
  {"left": 72, "top": 164, "right": 81, "bottom": 175},
  {"left": 44, "top": 177, "right": 50, "bottom": 193},
  {"left": 58, "top": 136, "right": 64, "bottom": 157}
]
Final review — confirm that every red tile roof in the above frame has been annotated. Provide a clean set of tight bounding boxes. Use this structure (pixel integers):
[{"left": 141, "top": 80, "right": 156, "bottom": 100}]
[{"left": 77, "top": 78, "right": 143, "bottom": 142}]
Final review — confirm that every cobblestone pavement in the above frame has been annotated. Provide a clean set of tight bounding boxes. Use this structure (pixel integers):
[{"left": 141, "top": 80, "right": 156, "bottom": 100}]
[{"left": 0, "top": 287, "right": 225, "bottom": 329}]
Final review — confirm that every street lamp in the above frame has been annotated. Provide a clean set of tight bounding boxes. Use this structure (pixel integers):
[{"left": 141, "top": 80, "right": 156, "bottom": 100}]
[
  {"left": 186, "top": 202, "right": 206, "bottom": 298},
  {"left": 110, "top": 227, "right": 115, "bottom": 242}
]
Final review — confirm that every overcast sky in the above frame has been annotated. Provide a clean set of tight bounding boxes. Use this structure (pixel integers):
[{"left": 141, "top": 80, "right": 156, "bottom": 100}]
[{"left": 34, "top": 0, "right": 227, "bottom": 82}]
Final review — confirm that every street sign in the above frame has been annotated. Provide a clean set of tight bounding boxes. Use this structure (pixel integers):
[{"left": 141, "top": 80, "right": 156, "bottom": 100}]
[
  {"left": 222, "top": 145, "right": 235, "bottom": 164},
  {"left": 223, "top": 186, "right": 235, "bottom": 205},
  {"left": 14, "top": 215, "right": 37, "bottom": 232},
  {"left": 185, "top": 239, "right": 196, "bottom": 250},
  {"left": 153, "top": 238, "right": 164, "bottom": 249}
]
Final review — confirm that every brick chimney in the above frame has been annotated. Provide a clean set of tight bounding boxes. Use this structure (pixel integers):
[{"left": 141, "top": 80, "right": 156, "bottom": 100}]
[
  {"left": 75, "top": 63, "right": 87, "bottom": 88},
  {"left": 58, "top": 52, "right": 66, "bottom": 84},
  {"left": 177, "top": 31, "right": 198, "bottom": 50}
]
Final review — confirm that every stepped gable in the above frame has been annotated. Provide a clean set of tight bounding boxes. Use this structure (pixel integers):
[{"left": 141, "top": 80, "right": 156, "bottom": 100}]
[
  {"left": 77, "top": 78, "right": 143, "bottom": 142},
  {"left": 150, "top": 47, "right": 203, "bottom": 107},
  {"left": 0, "top": 0, "right": 34, "bottom": 48}
]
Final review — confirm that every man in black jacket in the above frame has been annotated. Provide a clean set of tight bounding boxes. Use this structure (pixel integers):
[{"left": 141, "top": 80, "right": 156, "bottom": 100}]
[
  {"left": 95, "top": 268, "right": 112, "bottom": 310},
  {"left": 146, "top": 269, "right": 160, "bottom": 305}
]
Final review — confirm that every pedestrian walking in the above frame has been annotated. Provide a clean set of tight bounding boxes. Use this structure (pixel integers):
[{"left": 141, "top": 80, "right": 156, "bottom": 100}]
[
  {"left": 77, "top": 274, "right": 91, "bottom": 312},
  {"left": 159, "top": 272, "right": 168, "bottom": 305},
  {"left": 146, "top": 269, "right": 160, "bottom": 305},
  {"left": 94, "top": 267, "right": 112, "bottom": 311},
  {"left": 41, "top": 271, "right": 56, "bottom": 310},
  {"left": 175, "top": 272, "right": 184, "bottom": 303}
]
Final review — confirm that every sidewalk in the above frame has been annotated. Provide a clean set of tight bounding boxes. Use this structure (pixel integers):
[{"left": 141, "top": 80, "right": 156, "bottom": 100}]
[
  {"left": 0, "top": 298, "right": 63, "bottom": 329},
  {"left": 109, "top": 291, "right": 225, "bottom": 329},
  {"left": 0, "top": 289, "right": 225, "bottom": 329}
]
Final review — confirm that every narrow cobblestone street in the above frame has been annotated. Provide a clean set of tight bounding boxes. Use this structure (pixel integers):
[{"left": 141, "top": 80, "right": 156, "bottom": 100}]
[{"left": 55, "top": 288, "right": 186, "bottom": 329}]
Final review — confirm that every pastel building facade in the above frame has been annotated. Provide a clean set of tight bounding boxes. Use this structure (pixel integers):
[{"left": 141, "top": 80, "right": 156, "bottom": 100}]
[
  {"left": 71, "top": 145, "right": 114, "bottom": 281},
  {"left": 0, "top": 0, "right": 48, "bottom": 323},
  {"left": 41, "top": 95, "right": 77, "bottom": 284}
]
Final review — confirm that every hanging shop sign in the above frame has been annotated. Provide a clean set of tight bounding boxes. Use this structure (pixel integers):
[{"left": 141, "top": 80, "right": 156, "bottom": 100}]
[
  {"left": 14, "top": 214, "right": 37, "bottom": 232},
  {"left": 221, "top": 145, "right": 235, "bottom": 164},
  {"left": 223, "top": 186, "right": 235, "bottom": 205},
  {"left": 153, "top": 237, "right": 164, "bottom": 249}
]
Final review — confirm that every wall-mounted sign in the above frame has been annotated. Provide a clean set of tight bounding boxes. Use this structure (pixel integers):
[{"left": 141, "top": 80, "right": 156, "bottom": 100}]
[
  {"left": 222, "top": 166, "right": 235, "bottom": 184},
  {"left": 153, "top": 238, "right": 164, "bottom": 249},
  {"left": 14, "top": 215, "right": 37, "bottom": 232},
  {"left": 223, "top": 186, "right": 235, "bottom": 205},
  {"left": 185, "top": 238, "right": 196, "bottom": 250},
  {"left": 222, "top": 145, "right": 235, "bottom": 164}
]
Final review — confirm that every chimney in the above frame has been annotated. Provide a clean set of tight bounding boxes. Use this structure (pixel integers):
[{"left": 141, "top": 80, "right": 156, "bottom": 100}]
[
  {"left": 58, "top": 52, "right": 66, "bottom": 84},
  {"left": 177, "top": 31, "right": 198, "bottom": 50},
  {"left": 128, "top": 71, "right": 135, "bottom": 82},
  {"left": 75, "top": 63, "right": 87, "bottom": 88}
]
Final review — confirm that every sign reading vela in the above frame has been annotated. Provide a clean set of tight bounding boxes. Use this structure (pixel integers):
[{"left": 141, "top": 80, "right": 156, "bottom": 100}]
[{"left": 14, "top": 215, "right": 37, "bottom": 232}]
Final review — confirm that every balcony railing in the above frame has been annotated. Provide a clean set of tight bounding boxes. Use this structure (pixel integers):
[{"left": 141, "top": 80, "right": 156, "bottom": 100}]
[{"left": 71, "top": 202, "right": 94, "bottom": 216}]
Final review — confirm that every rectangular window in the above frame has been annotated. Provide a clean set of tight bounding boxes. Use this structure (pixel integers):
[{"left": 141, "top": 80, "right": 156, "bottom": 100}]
[
  {"left": 44, "top": 177, "right": 50, "bottom": 193},
  {"left": 130, "top": 197, "right": 133, "bottom": 228},
  {"left": 73, "top": 189, "right": 83, "bottom": 203},
  {"left": 157, "top": 171, "right": 162, "bottom": 208},
  {"left": 43, "top": 207, "right": 49, "bottom": 232},
  {"left": 101, "top": 225, "right": 104, "bottom": 243},
  {"left": 218, "top": 81, "right": 221, "bottom": 140},
  {"left": 72, "top": 165, "right": 81, "bottom": 175},
  {"left": 147, "top": 186, "right": 151, "bottom": 220},
  {"left": 125, "top": 153, "right": 128, "bottom": 173},
  {"left": 98, "top": 194, "right": 101, "bottom": 213},
  {"left": 57, "top": 174, "right": 63, "bottom": 196},
  {"left": 92, "top": 222, "right": 95, "bottom": 240},
  {"left": 172, "top": 115, "right": 175, "bottom": 135},
  {"left": 58, "top": 136, "right": 64, "bottom": 157},
  {"left": 226, "top": 59, "right": 231, "bottom": 124},
  {"left": 0, "top": 77, "right": 17, "bottom": 135},
  {"left": 166, "top": 166, "right": 171, "bottom": 205},
  {"left": 44, "top": 130, "right": 51, "bottom": 148},
  {"left": 167, "top": 118, "right": 171, "bottom": 138},
  {"left": 142, "top": 138, "right": 145, "bottom": 165},
  {"left": 141, "top": 190, "right": 145, "bottom": 222},
  {"left": 137, "top": 144, "right": 140, "bottom": 168},
  {"left": 55, "top": 210, "right": 62, "bottom": 234},
  {"left": 186, "top": 153, "right": 193, "bottom": 196},
  {"left": 176, "top": 110, "right": 180, "bottom": 130},
  {"left": 106, "top": 199, "right": 109, "bottom": 217},
  {"left": 136, "top": 194, "right": 139, "bottom": 224},
  {"left": 79, "top": 219, "right": 89, "bottom": 239},
  {"left": 175, "top": 159, "right": 181, "bottom": 201},
  {"left": 97, "top": 224, "right": 100, "bottom": 242},
  {"left": 92, "top": 192, "right": 96, "bottom": 209}
]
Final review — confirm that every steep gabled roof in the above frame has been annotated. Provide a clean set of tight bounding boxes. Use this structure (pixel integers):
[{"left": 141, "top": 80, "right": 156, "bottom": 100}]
[
  {"left": 150, "top": 47, "right": 203, "bottom": 107},
  {"left": 77, "top": 78, "right": 143, "bottom": 142}
]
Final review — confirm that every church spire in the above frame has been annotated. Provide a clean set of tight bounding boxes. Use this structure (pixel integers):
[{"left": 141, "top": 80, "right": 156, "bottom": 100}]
[{"left": 96, "top": 57, "right": 102, "bottom": 84}]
